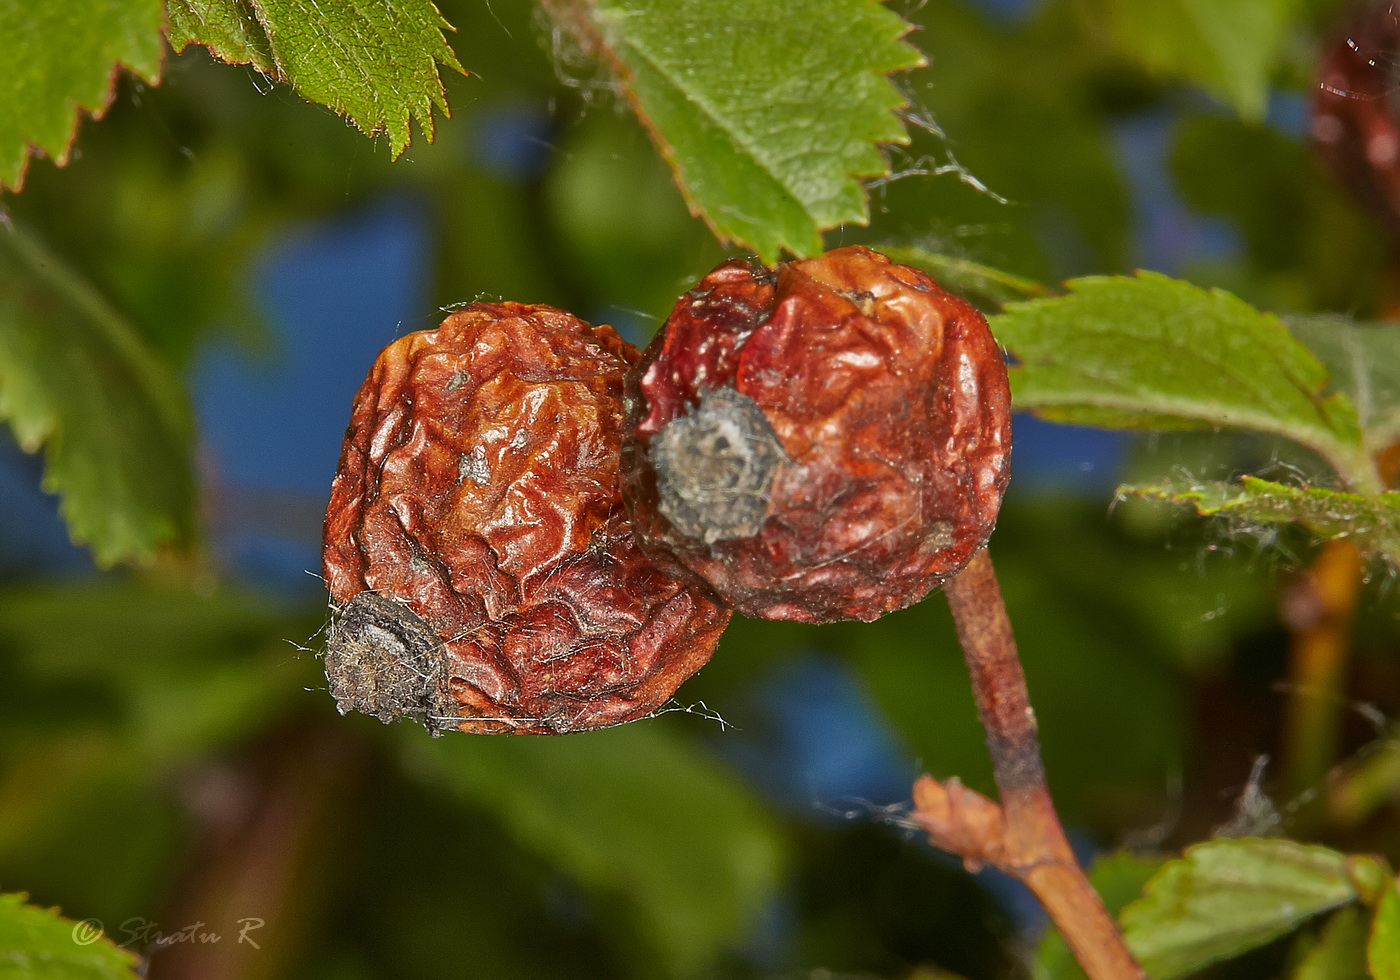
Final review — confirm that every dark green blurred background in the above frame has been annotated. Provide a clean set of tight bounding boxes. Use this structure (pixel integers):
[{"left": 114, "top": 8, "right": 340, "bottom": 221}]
[{"left": 2, "top": 1, "right": 1398, "bottom": 977}]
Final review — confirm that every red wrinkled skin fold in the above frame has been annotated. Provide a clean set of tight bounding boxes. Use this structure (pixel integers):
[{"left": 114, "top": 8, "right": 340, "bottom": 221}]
[
  {"left": 322, "top": 302, "right": 731, "bottom": 734},
  {"left": 622, "top": 246, "right": 1012, "bottom": 623}
]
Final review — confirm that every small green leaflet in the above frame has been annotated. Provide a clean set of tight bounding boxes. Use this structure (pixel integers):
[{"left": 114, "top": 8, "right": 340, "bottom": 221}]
[
  {"left": 0, "top": 219, "right": 196, "bottom": 567},
  {"left": 0, "top": 0, "right": 164, "bottom": 191},
  {"left": 1289, "top": 316, "right": 1400, "bottom": 459},
  {"left": 991, "top": 272, "right": 1378, "bottom": 492},
  {"left": 167, "top": 0, "right": 465, "bottom": 157},
  {"left": 1122, "top": 477, "right": 1400, "bottom": 566},
  {"left": 402, "top": 724, "right": 783, "bottom": 978},
  {"left": 0, "top": 893, "right": 140, "bottom": 980},
  {"left": 1373, "top": 880, "right": 1400, "bottom": 980},
  {"left": 574, "top": 0, "right": 923, "bottom": 262},
  {"left": 1292, "top": 906, "right": 1369, "bottom": 980},
  {"left": 879, "top": 245, "right": 1052, "bottom": 311},
  {"left": 1119, "top": 838, "right": 1360, "bottom": 980},
  {"left": 1083, "top": 0, "right": 1294, "bottom": 120}
]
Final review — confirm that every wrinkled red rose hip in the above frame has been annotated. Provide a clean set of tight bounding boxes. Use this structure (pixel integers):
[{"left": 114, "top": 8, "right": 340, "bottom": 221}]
[
  {"left": 322, "top": 302, "right": 731, "bottom": 734},
  {"left": 621, "top": 245, "right": 1012, "bottom": 623}
]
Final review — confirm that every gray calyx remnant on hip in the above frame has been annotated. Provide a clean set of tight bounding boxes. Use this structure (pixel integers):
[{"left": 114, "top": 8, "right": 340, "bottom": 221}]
[
  {"left": 324, "top": 591, "right": 452, "bottom": 734},
  {"left": 649, "top": 386, "right": 788, "bottom": 545}
]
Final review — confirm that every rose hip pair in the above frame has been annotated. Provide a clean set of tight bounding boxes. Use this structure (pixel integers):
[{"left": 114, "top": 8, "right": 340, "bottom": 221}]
[{"left": 321, "top": 245, "right": 1012, "bottom": 733}]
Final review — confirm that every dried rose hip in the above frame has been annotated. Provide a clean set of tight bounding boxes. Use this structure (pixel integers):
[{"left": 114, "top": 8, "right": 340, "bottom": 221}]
[
  {"left": 620, "top": 245, "right": 1012, "bottom": 623},
  {"left": 1312, "top": 3, "right": 1400, "bottom": 241},
  {"left": 322, "top": 302, "right": 731, "bottom": 735}
]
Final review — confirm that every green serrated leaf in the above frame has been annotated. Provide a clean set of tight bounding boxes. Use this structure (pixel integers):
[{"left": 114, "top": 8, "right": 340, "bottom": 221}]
[
  {"left": 1122, "top": 477, "right": 1400, "bottom": 565},
  {"left": 1288, "top": 316, "right": 1400, "bottom": 458},
  {"left": 0, "top": 0, "right": 164, "bottom": 191},
  {"left": 166, "top": 0, "right": 465, "bottom": 157},
  {"left": 1119, "top": 838, "right": 1359, "bottom": 980},
  {"left": 1032, "top": 852, "right": 1164, "bottom": 980},
  {"left": 0, "top": 219, "right": 196, "bottom": 566},
  {"left": 1293, "top": 906, "right": 1369, "bottom": 980},
  {"left": 571, "top": 0, "right": 922, "bottom": 262},
  {"left": 402, "top": 724, "right": 783, "bottom": 979},
  {"left": 1372, "top": 880, "right": 1400, "bottom": 980},
  {"left": 0, "top": 892, "right": 140, "bottom": 980},
  {"left": 1085, "top": 0, "right": 1295, "bottom": 120},
  {"left": 991, "top": 272, "right": 1377, "bottom": 491},
  {"left": 166, "top": 0, "right": 274, "bottom": 73}
]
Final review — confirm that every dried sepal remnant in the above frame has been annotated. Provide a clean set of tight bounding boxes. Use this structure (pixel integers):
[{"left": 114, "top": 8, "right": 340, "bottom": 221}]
[
  {"left": 649, "top": 386, "right": 788, "bottom": 544},
  {"left": 325, "top": 592, "right": 451, "bottom": 730},
  {"left": 322, "top": 302, "right": 731, "bottom": 735},
  {"left": 622, "top": 245, "right": 1012, "bottom": 623}
]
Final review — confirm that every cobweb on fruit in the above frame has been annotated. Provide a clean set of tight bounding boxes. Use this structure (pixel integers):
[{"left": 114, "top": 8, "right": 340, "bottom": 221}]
[{"left": 647, "top": 699, "right": 735, "bottom": 730}]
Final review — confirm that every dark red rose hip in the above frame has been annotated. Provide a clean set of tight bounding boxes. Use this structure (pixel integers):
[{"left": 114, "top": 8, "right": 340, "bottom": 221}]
[
  {"left": 322, "top": 302, "right": 731, "bottom": 734},
  {"left": 1312, "top": 3, "right": 1400, "bottom": 240},
  {"left": 621, "top": 245, "right": 1012, "bottom": 623}
]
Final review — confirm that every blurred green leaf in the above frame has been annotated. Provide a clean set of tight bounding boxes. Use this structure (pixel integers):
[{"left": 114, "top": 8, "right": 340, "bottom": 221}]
[
  {"left": 0, "top": 582, "right": 318, "bottom": 865},
  {"left": 862, "top": 1, "right": 1131, "bottom": 283},
  {"left": 1083, "top": 0, "right": 1295, "bottom": 119},
  {"left": 1123, "top": 477, "right": 1400, "bottom": 565},
  {"left": 1168, "top": 116, "right": 1389, "bottom": 315},
  {"left": 1120, "top": 838, "right": 1359, "bottom": 979},
  {"left": 1330, "top": 736, "right": 1400, "bottom": 830},
  {"left": 573, "top": 0, "right": 922, "bottom": 262},
  {"left": 879, "top": 245, "right": 1052, "bottom": 311},
  {"left": 0, "top": 0, "right": 163, "bottom": 192},
  {"left": 167, "top": 0, "right": 466, "bottom": 157},
  {"left": 0, "top": 581, "right": 314, "bottom": 754},
  {"left": 1293, "top": 906, "right": 1369, "bottom": 980},
  {"left": 543, "top": 107, "right": 726, "bottom": 326},
  {"left": 1032, "top": 852, "right": 1164, "bottom": 980},
  {"left": 992, "top": 272, "right": 1377, "bottom": 490},
  {"left": 402, "top": 724, "right": 783, "bottom": 978},
  {"left": 0, "top": 893, "right": 140, "bottom": 980},
  {"left": 0, "top": 219, "right": 196, "bottom": 566},
  {"left": 1373, "top": 881, "right": 1400, "bottom": 980},
  {"left": 1289, "top": 317, "right": 1400, "bottom": 457},
  {"left": 1171, "top": 118, "right": 1309, "bottom": 273}
]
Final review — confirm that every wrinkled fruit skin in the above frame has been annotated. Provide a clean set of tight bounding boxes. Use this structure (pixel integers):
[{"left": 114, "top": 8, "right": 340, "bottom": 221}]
[
  {"left": 322, "top": 302, "right": 731, "bottom": 735},
  {"left": 621, "top": 246, "right": 1012, "bottom": 623}
]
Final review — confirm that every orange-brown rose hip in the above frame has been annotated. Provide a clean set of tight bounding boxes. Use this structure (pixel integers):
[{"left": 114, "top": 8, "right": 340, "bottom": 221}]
[
  {"left": 620, "top": 245, "right": 1012, "bottom": 623},
  {"left": 322, "top": 302, "right": 731, "bottom": 734}
]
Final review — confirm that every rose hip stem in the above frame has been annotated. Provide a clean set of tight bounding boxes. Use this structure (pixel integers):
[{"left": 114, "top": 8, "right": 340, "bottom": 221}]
[{"left": 940, "top": 548, "right": 1144, "bottom": 980}]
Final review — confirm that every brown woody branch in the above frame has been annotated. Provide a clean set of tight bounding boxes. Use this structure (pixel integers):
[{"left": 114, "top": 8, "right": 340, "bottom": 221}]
[{"left": 915, "top": 548, "right": 1144, "bottom": 980}]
